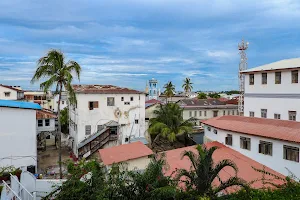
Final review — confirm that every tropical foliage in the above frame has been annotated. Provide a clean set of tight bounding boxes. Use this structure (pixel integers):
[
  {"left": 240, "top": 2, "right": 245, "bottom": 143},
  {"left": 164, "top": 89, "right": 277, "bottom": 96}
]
[
  {"left": 60, "top": 107, "right": 69, "bottom": 134},
  {"left": 208, "top": 93, "right": 220, "bottom": 99},
  {"left": 176, "top": 145, "right": 248, "bottom": 198},
  {"left": 149, "top": 103, "right": 193, "bottom": 143},
  {"left": 182, "top": 77, "right": 193, "bottom": 96},
  {"left": 197, "top": 92, "right": 207, "bottom": 99},
  {"left": 164, "top": 81, "right": 175, "bottom": 102},
  {"left": 31, "top": 49, "right": 81, "bottom": 179}
]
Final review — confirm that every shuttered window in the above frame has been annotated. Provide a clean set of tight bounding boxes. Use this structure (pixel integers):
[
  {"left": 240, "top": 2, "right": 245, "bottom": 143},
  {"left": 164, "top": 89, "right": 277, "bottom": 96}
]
[
  {"left": 89, "top": 101, "right": 98, "bottom": 110},
  {"left": 259, "top": 140, "right": 272, "bottom": 156},
  {"left": 85, "top": 125, "right": 91, "bottom": 135},
  {"left": 240, "top": 137, "right": 251, "bottom": 150}
]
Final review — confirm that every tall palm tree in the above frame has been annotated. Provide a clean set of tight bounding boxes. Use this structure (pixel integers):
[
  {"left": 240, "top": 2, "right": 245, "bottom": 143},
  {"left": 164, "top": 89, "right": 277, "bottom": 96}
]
[
  {"left": 149, "top": 103, "right": 193, "bottom": 143},
  {"left": 31, "top": 50, "right": 81, "bottom": 179},
  {"left": 182, "top": 77, "right": 193, "bottom": 97},
  {"left": 176, "top": 144, "right": 248, "bottom": 197},
  {"left": 163, "top": 81, "right": 175, "bottom": 103}
]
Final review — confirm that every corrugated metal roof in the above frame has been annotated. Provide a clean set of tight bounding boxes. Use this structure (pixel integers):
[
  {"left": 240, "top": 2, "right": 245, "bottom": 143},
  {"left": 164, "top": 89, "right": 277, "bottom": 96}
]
[
  {"left": 202, "top": 116, "right": 300, "bottom": 144},
  {"left": 72, "top": 84, "right": 143, "bottom": 94},
  {"left": 0, "top": 99, "right": 41, "bottom": 110},
  {"left": 98, "top": 141, "right": 153, "bottom": 165},
  {"left": 164, "top": 142, "right": 285, "bottom": 192},
  {"left": 241, "top": 58, "right": 300, "bottom": 73}
]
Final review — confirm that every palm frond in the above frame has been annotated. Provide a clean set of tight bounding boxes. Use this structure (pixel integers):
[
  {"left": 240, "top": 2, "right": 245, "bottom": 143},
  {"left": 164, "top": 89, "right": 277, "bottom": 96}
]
[
  {"left": 181, "top": 150, "right": 198, "bottom": 170},
  {"left": 40, "top": 75, "right": 59, "bottom": 92},
  {"left": 66, "top": 60, "right": 81, "bottom": 80},
  {"left": 210, "top": 159, "right": 238, "bottom": 184},
  {"left": 213, "top": 177, "right": 248, "bottom": 195}
]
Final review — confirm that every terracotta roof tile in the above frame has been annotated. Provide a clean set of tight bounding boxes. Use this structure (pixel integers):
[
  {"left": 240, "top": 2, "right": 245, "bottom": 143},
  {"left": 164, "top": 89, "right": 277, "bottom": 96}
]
[
  {"left": 98, "top": 141, "right": 153, "bottom": 165},
  {"left": 36, "top": 109, "right": 57, "bottom": 119},
  {"left": 145, "top": 99, "right": 162, "bottom": 104},
  {"left": 202, "top": 116, "right": 300, "bottom": 144},
  {"left": 72, "top": 84, "right": 143, "bottom": 94},
  {"left": 164, "top": 142, "right": 285, "bottom": 191},
  {"left": 0, "top": 84, "right": 23, "bottom": 92}
]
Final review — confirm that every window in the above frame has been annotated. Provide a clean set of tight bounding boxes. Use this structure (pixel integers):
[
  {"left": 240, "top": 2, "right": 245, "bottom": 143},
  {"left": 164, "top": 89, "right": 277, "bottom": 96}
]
[
  {"left": 130, "top": 97, "right": 134, "bottom": 101},
  {"left": 89, "top": 101, "right": 98, "bottom": 110},
  {"left": 199, "top": 111, "right": 202, "bottom": 116},
  {"left": 207, "top": 126, "right": 211, "bottom": 131},
  {"left": 107, "top": 97, "right": 115, "bottom": 106},
  {"left": 213, "top": 111, "right": 218, "bottom": 117},
  {"left": 261, "top": 109, "right": 267, "bottom": 118},
  {"left": 228, "top": 110, "right": 230, "bottom": 115},
  {"left": 189, "top": 111, "right": 192, "bottom": 117},
  {"left": 85, "top": 125, "right": 91, "bottom": 135},
  {"left": 259, "top": 141, "right": 272, "bottom": 156},
  {"left": 283, "top": 145, "right": 299, "bottom": 162},
  {"left": 38, "top": 120, "right": 43, "bottom": 127},
  {"left": 232, "top": 110, "right": 234, "bottom": 115},
  {"left": 225, "top": 134, "right": 232, "bottom": 146},
  {"left": 62, "top": 101, "right": 65, "bottom": 105},
  {"left": 240, "top": 137, "right": 251, "bottom": 150},
  {"left": 50, "top": 106, "right": 52, "bottom": 110},
  {"left": 135, "top": 119, "right": 139, "bottom": 124},
  {"left": 204, "top": 111, "right": 207, "bottom": 117},
  {"left": 292, "top": 70, "right": 298, "bottom": 83},
  {"left": 213, "top": 129, "right": 218, "bottom": 134},
  {"left": 125, "top": 137, "right": 129, "bottom": 142},
  {"left": 223, "top": 110, "right": 226, "bottom": 115},
  {"left": 4, "top": 92, "right": 10, "bottom": 97},
  {"left": 289, "top": 111, "right": 297, "bottom": 121},
  {"left": 249, "top": 74, "right": 254, "bottom": 85},
  {"left": 262, "top": 73, "right": 267, "bottom": 84},
  {"left": 194, "top": 111, "right": 197, "bottom": 117},
  {"left": 124, "top": 102, "right": 130, "bottom": 105},
  {"left": 46, "top": 135, "right": 51, "bottom": 139},
  {"left": 121, "top": 97, "right": 124, "bottom": 101},
  {"left": 249, "top": 111, "right": 254, "bottom": 117},
  {"left": 275, "top": 72, "right": 281, "bottom": 84},
  {"left": 274, "top": 113, "right": 281, "bottom": 119},
  {"left": 45, "top": 119, "right": 50, "bottom": 126}
]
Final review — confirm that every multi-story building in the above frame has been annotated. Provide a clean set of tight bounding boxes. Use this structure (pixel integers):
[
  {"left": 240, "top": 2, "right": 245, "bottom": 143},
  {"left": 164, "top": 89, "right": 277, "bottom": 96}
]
[
  {"left": 203, "top": 115, "right": 300, "bottom": 178},
  {"left": 0, "top": 84, "right": 24, "bottom": 100},
  {"left": 0, "top": 100, "right": 41, "bottom": 170},
  {"left": 242, "top": 58, "right": 300, "bottom": 121},
  {"left": 69, "top": 84, "right": 146, "bottom": 159},
  {"left": 177, "top": 99, "right": 238, "bottom": 125},
  {"left": 53, "top": 91, "right": 68, "bottom": 112},
  {"left": 148, "top": 78, "right": 160, "bottom": 100},
  {"left": 36, "top": 109, "right": 56, "bottom": 134},
  {"left": 24, "top": 91, "right": 54, "bottom": 110}
]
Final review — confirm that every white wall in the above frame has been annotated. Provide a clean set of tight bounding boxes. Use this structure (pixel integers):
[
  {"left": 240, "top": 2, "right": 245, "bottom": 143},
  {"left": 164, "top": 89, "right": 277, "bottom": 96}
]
[
  {"left": 108, "top": 156, "right": 151, "bottom": 171},
  {"left": 0, "top": 107, "right": 37, "bottom": 168},
  {"left": 0, "top": 86, "right": 18, "bottom": 100},
  {"left": 204, "top": 125, "right": 300, "bottom": 178},
  {"left": 183, "top": 108, "right": 238, "bottom": 122},
  {"left": 37, "top": 118, "right": 56, "bottom": 133},
  {"left": 53, "top": 94, "right": 68, "bottom": 112},
  {"left": 69, "top": 93, "right": 146, "bottom": 156}
]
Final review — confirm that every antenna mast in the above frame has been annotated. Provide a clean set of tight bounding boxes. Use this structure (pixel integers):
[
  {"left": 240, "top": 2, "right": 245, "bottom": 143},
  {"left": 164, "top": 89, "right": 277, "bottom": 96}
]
[{"left": 238, "top": 39, "right": 249, "bottom": 115}]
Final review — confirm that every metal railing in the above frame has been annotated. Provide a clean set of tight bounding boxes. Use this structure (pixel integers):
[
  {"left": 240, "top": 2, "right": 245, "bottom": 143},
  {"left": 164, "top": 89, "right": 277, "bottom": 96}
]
[
  {"left": 10, "top": 173, "right": 36, "bottom": 200},
  {"left": 1, "top": 180, "right": 22, "bottom": 200}
]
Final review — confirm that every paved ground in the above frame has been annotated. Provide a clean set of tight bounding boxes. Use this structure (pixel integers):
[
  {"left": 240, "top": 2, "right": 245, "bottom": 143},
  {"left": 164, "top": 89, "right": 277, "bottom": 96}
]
[{"left": 37, "top": 145, "right": 71, "bottom": 178}]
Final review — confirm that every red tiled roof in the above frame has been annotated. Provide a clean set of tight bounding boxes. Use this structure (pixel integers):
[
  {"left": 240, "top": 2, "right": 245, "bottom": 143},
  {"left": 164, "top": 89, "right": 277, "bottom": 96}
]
[
  {"left": 164, "top": 141, "right": 285, "bottom": 191},
  {"left": 72, "top": 84, "right": 143, "bottom": 94},
  {"left": 202, "top": 116, "right": 300, "bottom": 144},
  {"left": 98, "top": 141, "right": 153, "bottom": 165},
  {"left": 0, "top": 84, "right": 23, "bottom": 92},
  {"left": 36, "top": 109, "right": 57, "bottom": 119},
  {"left": 145, "top": 99, "right": 162, "bottom": 104},
  {"left": 218, "top": 97, "right": 229, "bottom": 102},
  {"left": 225, "top": 99, "right": 238, "bottom": 105}
]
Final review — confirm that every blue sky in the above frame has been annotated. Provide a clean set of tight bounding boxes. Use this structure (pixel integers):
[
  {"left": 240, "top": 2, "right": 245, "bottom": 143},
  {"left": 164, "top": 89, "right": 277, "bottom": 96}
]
[{"left": 1, "top": 0, "right": 300, "bottom": 91}]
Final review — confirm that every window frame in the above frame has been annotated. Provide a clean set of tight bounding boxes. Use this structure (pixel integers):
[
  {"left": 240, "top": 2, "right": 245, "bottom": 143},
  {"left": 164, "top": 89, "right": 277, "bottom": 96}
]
[
  {"left": 249, "top": 74, "right": 254, "bottom": 85},
  {"left": 89, "top": 101, "right": 98, "bottom": 110},
  {"left": 274, "top": 113, "right": 281, "bottom": 119},
  {"left": 240, "top": 136, "right": 251, "bottom": 150},
  {"left": 283, "top": 145, "right": 299, "bottom": 162},
  {"left": 4, "top": 92, "right": 10, "bottom": 97},
  {"left": 213, "top": 111, "right": 218, "bottom": 117},
  {"left": 38, "top": 119, "right": 43, "bottom": 127},
  {"left": 124, "top": 102, "right": 130, "bottom": 105},
  {"left": 121, "top": 97, "right": 124, "bottom": 101},
  {"left": 275, "top": 72, "right": 281, "bottom": 84},
  {"left": 45, "top": 119, "right": 50, "bottom": 126},
  {"left": 292, "top": 70, "right": 298, "bottom": 83},
  {"left": 261, "top": 109, "right": 267, "bottom": 118},
  {"left": 194, "top": 111, "right": 197, "bottom": 117},
  {"left": 259, "top": 140, "right": 273, "bottom": 156},
  {"left": 85, "top": 125, "right": 91, "bottom": 135},
  {"left": 135, "top": 119, "right": 139, "bottom": 124},
  {"left": 289, "top": 111, "right": 297, "bottom": 121},
  {"left": 262, "top": 73, "right": 267, "bottom": 84},
  {"left": 223, "top": 110, "right": 226, "bottom": 115},
  {"left": 225, "top": 134, "right": 232, "bottom": 146},
  {"left": 107, "top": 97, "right": 115, "bottom": 106},
  {"left": 249, "top": 111, "right": 255, "bottom": 117},
  {"left": 130, "top": 97, "right": 134, "bottom": 101},
  {"left": 204, "top": 111, "right": 207, "bottom": 117}
]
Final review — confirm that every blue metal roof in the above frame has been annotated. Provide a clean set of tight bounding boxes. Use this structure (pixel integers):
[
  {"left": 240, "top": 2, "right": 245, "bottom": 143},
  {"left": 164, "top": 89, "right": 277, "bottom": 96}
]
[{"left": 0, "top": 100, "right": 42, "bottom": 110}]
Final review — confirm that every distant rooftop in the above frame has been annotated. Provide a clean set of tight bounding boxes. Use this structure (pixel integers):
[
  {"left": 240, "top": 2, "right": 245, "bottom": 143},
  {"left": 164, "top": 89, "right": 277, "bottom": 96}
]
[
  {"left": 72, "top": 84, "right": 143, "bottom": 94},
  {"left": 98, "top": 141, "right": 153, "bottom": 165},
  {"left": 241, "top": 58, "right": 300, "bottom": 73},
  {"left": 36, "top": 109, "right": 57, "bottom": 119},
  {"left": 0, "top": 84, "right": 23, "bottom": 92},
  {"left": 0, "top": 99, "right": 42, "bottom": 110},
  {"left": 203, "top": 116, "right": 300, "bottom": 144},
  {"left": 178, "top": 99, "right": 237, "bottom": 109}
]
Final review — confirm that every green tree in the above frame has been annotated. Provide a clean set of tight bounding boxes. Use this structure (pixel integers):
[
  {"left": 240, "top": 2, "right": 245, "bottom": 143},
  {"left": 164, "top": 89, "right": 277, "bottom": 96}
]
[
  {"left": 208, "top": 93, "right": 220, "bottom": 99},
  {"left": 60, "top": 107, "right": 69, "bottom": 134},
  {"left": 31, "top": 50, "right": 81, "bottom": 179},
  {"left": 163, "top": 81, "right": 175, "bottom": 102},
  {"left": 149, "top": 103, "right": 193, "bottom": 143},
  {"left": 182, "top": 77, "right": 193, "bottom": 97},
  {"left": 176, "top": 144, "right": 248, "bottom": 198},
  {"left": 197, "top": 92, "right": 207, "bottom": 99}
]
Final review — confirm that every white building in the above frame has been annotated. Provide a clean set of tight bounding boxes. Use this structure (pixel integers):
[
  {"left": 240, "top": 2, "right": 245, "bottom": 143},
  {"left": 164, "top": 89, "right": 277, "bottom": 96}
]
[
  {"left": 36, "top": 109, "right": 56, "bottom": 134},
  {"left": 203, "top": 115, "right": 300, "bottom": 178},
  {"left": 177, "top": 99, "right": 238, "bottom": 125},
  {"left": 242, "top": 58, "right": 300, "bottom": 121},
  {"left": 69, "top": 84, "right": 146, "bottom": 159},
  {"left": 0, "top": 100, "right": 41, "bottom": 170},
  {"left": 53, "top": 91, "right": 68, "bottom": 112},
  {"left": 24, "top": 91, "right": 54, "bottom": 110},
  {"left": 0, "top": 84, "right": 24, "bottom": 100}
]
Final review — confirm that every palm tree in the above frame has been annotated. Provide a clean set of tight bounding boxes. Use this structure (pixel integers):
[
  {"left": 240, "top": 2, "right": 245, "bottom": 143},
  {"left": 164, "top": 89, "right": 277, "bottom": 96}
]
[
  {"left": 182, "top": 77, "right": 193, "bottom": 97},
  {"left": 163, "top": 81, "right": 175, "bottom": 103},
  {"left": 149, "top": 103, "right": 193, "bottom": 144},
  {"left": 176, "top": 144, "right": 248, "bottom": 198},
  {"left": 31, "top": 50, "right": 81, "bottom": 179}
]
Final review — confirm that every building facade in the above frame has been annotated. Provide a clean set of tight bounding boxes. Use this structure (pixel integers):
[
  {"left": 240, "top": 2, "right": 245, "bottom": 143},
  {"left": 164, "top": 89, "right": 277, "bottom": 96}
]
[
  {"left": 24, "top": 91, "right": 54, "bottom": 110},
  {"left": 177, "top": 99, "right": 238, "bottom": 125},
  {"left": 203, "top": 115, "right": 300, "bottom": 178},
  {"left": 0, "top": 84, "right": 24, "bottom": 100},
  {"left": 36, "top": 109, "right": 56, "bottom": 134},
  {"left": 53, "top": 91, "right": 68, "bottom": 112},
  {"left": 0, "top": 100, "right": 41, "bottom": 169},
  {"left": 148, "top": 78, "right": 159, "bottom": 100},
  {"left": 242, "top": 58, "right": 300, "bottom": 121},
  {"left": 69, "top": 85, "right": 146, "bottom": 158}
]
